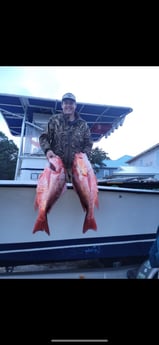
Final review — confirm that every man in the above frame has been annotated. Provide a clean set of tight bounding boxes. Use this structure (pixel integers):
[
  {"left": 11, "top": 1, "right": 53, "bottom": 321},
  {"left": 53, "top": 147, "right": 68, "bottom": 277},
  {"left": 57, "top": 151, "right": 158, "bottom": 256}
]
[{"left": 39, "top": 92, "right": 93, "bottom": 181}]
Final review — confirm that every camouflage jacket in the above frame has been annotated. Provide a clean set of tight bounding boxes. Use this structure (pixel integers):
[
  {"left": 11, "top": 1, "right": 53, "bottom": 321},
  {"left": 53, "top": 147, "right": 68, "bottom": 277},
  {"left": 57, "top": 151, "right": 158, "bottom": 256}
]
[{"left": 39, "top": 112, "right": 93, "bottom": 169}]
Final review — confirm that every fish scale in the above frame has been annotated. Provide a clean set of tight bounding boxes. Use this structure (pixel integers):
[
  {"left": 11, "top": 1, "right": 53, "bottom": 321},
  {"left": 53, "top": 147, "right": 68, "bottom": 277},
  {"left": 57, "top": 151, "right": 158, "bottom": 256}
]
[{"left": 72, "top": 152, "right": 99, "bottom": 233}]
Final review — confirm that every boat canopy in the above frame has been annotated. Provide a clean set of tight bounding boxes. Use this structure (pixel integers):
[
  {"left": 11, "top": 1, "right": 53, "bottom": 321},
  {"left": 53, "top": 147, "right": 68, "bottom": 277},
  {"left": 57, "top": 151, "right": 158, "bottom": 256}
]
[{"left": 0, "top": 93, "right": 133, "bottom": 142}]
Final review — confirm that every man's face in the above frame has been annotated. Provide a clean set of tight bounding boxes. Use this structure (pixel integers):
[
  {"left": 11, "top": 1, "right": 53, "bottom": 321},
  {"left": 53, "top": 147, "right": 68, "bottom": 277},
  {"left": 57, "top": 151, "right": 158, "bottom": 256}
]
[{"left": 62, "top": 99, "right": 76, "bottom": 115}]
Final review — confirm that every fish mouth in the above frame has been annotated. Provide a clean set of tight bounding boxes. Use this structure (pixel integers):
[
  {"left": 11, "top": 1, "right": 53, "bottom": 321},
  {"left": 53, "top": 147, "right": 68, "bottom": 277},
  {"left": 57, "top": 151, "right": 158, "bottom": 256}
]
[{"left": 50, "top": 163, "right": 56, "bottom": 171}]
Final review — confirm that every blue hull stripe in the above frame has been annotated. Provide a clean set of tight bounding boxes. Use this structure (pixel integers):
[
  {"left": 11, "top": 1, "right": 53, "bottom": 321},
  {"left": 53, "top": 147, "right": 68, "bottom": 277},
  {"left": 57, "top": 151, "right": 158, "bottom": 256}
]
[
  {"left": 0, "top": 233, "right": 156, "bottom": 251},
  {"left": 0, "top": 233, "right": 156, "bottom": 266}
]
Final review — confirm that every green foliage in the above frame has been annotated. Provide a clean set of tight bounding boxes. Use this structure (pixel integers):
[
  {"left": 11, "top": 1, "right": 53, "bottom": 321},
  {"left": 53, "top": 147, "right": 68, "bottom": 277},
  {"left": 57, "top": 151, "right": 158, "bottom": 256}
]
[
  {"left": 0, "top": 131, "right": 18, "bottom": 179},
  {"left": 90, "top": 147, "right": 110, "bottom": 173}
]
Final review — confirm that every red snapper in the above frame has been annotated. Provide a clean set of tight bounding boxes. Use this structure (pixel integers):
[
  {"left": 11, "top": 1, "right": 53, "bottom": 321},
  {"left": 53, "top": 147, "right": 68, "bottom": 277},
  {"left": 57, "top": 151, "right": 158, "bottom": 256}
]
[
  {"left": 72, "top": 152, "right": 99, "bottom": 233},
  {"left": 33, "top": 156, "right": 66, "bottom": 235}
]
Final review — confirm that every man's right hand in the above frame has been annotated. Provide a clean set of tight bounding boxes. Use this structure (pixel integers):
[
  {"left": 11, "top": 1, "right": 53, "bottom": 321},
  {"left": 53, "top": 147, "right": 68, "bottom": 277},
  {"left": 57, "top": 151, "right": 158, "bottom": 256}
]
[{"left": 46, "top": 150, "right": 56, "bottom": 160}]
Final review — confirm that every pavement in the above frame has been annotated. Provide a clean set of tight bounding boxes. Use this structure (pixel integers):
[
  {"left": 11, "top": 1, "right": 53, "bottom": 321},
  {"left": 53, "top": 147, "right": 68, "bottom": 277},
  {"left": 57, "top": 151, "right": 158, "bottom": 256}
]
[{"left": 0, "top": 260, "right": 139, "bottom": 278}]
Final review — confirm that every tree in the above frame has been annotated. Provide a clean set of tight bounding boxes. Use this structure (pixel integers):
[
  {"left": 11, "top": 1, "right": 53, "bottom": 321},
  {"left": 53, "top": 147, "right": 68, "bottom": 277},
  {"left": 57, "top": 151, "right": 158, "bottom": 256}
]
[
  {"left": 90, "top": 147, "right": 110, "bottom": 173},
  {"left": 0, "top": 131, "right": 18, "bottom": 179}
]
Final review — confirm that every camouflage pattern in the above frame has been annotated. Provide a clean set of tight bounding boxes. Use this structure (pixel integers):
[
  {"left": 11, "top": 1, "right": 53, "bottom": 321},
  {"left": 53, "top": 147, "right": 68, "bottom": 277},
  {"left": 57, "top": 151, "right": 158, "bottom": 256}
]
[{"left": 39, "top": 112, "right": 93, "bottom": 177}]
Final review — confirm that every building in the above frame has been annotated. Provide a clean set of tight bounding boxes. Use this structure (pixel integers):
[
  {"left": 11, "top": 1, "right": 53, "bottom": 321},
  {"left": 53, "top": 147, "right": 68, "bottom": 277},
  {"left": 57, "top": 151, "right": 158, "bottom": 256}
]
[
  {"left": 95, "top": 155, "right": 132, "bottom": 179},
  {"left": 127, "top": 143, "right": 159, "bottom": 168}
]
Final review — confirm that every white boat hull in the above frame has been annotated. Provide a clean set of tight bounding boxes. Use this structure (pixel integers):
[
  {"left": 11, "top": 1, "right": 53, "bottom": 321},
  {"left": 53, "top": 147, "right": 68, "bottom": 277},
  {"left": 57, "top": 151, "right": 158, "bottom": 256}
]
[{"left": 0, "top": 181, "right": 158, "bottom": 267}]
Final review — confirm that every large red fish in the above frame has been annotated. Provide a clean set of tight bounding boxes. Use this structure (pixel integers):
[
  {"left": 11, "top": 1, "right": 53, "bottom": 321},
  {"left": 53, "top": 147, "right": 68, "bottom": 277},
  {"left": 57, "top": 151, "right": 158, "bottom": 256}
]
[
  {"left": 72, "top": 152, "right": 99, "bottom": 233},
  {"left": 33, "top": 156, "right": 67, "bottom": 235}
]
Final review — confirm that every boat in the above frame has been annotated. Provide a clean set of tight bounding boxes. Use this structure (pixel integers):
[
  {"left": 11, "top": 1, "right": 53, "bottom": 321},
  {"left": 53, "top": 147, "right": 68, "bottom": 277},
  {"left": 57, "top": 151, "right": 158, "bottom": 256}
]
[
  {"left": 98, "top": 165, "right": 159, "bottom": 189},
  {"left": 0, "top": 93, "right": 158, "bottom": 269}
]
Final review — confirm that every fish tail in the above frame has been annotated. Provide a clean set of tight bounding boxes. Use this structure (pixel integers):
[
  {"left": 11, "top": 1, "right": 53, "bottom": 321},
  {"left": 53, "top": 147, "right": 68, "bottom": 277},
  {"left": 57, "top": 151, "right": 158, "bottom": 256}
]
[
  {"left": 83, "top": 214, "right": 97, "bottom": 233},
  {"left": 32, "top": 214, "right": 50, "bottom": 235}
]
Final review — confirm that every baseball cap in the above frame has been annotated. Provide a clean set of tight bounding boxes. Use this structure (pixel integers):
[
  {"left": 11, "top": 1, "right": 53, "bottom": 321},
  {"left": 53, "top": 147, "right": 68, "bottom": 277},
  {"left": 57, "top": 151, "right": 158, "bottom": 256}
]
[{"left": 62, "top": 92, "right": 76, "bottom": 102}]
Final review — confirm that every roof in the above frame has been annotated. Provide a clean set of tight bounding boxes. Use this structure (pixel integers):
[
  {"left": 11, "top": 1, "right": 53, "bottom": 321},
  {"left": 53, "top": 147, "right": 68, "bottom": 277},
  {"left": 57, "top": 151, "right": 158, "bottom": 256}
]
[
  {"left": 127, "top": 143, "right": 159, "bottom": 163},
  {"left": 103, "top": 155, "right": 133, "bottom": 168},
  {"left": 0, "top": 93, "right": 133, "bottom": 142},
  {"left": 111, "top": 166, "right": 159, "bottom": 178}
]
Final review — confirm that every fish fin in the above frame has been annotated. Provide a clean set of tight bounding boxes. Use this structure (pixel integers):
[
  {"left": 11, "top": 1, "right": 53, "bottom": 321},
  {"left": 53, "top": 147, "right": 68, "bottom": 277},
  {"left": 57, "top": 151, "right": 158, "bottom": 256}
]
[
  {"left": 72, "top": 182, "right": 87, "bottom": 211},
  {"left": 46, "top": 182, "right": 67, "bottom": 214},
  {"left": 95, "top": 195, "right": 99, "bottom": 209},
  {"left": 62, "top": 182, "right": 67, "bottom": 194},
  {"left": 34, "top": 197, "right": 39, "bottom": 210},
  {"left": 83, "top": 214, "right": 97, "bottom": 233},
  {"left": 77, "top": 194, "right": 87, "bottom": 212},
  {"left": 32, "top": 214, "right": 50, "bottom": 235}
]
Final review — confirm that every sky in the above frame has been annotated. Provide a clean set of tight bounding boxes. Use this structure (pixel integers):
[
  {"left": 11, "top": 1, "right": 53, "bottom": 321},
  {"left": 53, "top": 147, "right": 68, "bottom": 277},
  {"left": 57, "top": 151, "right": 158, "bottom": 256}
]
[{"left": 0, "top": 65, "right": 159, "bottom": 160}]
